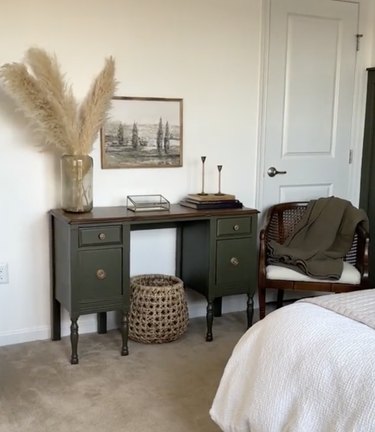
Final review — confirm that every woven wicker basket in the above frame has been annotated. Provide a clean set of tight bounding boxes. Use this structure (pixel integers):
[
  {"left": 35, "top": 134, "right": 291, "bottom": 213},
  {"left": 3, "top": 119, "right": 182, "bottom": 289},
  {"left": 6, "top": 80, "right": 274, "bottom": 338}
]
[{"left": 129, "top": 274, "right": 189, "bottom": 343}]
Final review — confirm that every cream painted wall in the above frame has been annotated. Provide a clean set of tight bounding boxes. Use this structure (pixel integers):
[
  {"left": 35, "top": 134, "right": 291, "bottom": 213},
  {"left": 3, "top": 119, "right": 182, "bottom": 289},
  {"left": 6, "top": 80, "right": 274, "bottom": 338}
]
[{"left": 0, "top": 0, "right": 262, "bottom": 345}]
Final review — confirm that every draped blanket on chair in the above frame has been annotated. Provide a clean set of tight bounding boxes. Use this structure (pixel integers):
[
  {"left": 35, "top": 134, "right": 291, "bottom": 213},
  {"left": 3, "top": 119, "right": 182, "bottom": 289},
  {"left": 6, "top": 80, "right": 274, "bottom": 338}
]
[{"left": 268, "top": 196, "right": 368, "bottom": 280}]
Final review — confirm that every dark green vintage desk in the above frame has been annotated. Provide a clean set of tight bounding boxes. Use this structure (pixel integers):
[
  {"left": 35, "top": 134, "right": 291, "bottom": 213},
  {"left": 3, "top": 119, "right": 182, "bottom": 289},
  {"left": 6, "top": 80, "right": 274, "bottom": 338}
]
[{"left": 49, "top": 205, "right": 258, "bottom": 364}]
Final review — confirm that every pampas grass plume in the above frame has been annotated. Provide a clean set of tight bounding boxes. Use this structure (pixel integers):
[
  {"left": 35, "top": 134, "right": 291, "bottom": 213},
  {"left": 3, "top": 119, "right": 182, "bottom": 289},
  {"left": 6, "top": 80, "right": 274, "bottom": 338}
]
[{"left": 0, "top": 47, "right": 117, "bottom": 156}]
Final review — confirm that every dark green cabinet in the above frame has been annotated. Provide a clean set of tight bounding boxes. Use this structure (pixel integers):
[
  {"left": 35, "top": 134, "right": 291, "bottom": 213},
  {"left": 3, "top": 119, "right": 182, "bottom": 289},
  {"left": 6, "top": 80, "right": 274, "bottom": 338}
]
[
  {"left": 50, "top": 205, "right": 258, "bottom": 362},
  {"left": 51, "top": 217, "right": 130, "bottom": 364},
  {"left": 180, "top": 214, "right": 257, "bottom": 340}
]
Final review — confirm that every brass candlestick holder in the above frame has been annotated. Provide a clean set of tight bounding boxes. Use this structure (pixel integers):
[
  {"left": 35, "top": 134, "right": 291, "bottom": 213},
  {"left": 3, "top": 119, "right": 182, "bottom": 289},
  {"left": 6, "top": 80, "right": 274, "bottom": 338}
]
[
  {"left": 198, "top": 156, "right": 208, "bottom": 196},
  {"left": 215, "top": 165, "right": 224, "bottom": 196}
]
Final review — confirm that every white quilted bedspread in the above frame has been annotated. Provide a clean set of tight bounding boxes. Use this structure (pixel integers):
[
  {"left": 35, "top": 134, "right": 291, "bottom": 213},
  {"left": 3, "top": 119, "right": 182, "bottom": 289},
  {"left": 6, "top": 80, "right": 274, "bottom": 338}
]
[
  {"left": 210, "top": 290, "right": 375, "bottom": 432},
  {"left": 300, "top": 289, "right": 375, "bottom": 330}
]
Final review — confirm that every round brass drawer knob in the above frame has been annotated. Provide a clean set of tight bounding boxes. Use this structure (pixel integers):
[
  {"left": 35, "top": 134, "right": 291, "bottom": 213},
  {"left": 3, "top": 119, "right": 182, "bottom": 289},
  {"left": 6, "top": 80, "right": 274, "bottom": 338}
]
[
  {"left": 98, "top": 233, "right": 106, "bottom": 240},
  {"left": 233, "top": 224, "right": 240, "bottom": 231},
  {"left": 230, "top": 257, "right": 239, "bottom": 266},
  {"left": 96, "top": 269, "right": 106, "bottom": 280}
]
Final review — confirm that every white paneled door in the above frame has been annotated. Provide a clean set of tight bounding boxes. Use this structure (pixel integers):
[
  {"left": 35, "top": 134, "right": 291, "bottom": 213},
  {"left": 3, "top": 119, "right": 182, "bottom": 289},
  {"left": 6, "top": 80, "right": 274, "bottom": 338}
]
[{"left": 259, "top": 0, "right": 359, "bottom": 211}]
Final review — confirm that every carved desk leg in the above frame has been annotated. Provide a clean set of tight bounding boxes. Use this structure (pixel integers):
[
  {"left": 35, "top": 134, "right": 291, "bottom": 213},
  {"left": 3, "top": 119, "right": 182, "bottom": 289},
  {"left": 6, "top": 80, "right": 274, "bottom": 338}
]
[
  {"left": 97, "top": 312, "right": 107, "bottom": 334},
  {"left": 206, "top": 301, "right": 214, "bottom": 341},
  {"left": 120, "top": 312, "right": 129, "bottom": 356},
  {"left": 213, "top": 297, "right": 222, "bottom": 317},
  {"left": 52, "top": 298, "right": 61, "bottom": 341},
  {"left": 70, "top": 317, "right": 79, "bottom": 365},
  {"left": 246, "top": 294, "right": 254, "bottom": 329}
]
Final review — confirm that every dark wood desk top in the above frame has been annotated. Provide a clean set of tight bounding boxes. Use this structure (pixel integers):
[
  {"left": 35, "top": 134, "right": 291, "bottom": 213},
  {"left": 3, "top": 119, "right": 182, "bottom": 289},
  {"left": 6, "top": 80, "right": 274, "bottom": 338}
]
[{"left": 50, "top": 204, "right": 259, "bottom": 225}]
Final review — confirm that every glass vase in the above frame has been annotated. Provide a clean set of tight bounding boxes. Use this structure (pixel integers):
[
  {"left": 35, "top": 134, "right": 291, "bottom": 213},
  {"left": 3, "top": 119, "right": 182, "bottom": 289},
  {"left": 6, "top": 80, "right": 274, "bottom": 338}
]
[{"left": 61, "top": 155, "right": 93, "bottom": 213}]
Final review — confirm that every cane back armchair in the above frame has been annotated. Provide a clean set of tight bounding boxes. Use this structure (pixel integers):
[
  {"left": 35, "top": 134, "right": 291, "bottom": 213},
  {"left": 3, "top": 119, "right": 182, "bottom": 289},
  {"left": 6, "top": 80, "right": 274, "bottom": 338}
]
[{"left": 258, "top": 201, "right": 370, "bottom": 319}]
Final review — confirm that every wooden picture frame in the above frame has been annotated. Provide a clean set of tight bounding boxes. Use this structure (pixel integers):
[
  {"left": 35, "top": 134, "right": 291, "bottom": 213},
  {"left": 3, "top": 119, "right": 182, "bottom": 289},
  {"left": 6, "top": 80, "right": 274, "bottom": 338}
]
[{"left": 100, "top": 96, "right": 183, "bottom": 169}]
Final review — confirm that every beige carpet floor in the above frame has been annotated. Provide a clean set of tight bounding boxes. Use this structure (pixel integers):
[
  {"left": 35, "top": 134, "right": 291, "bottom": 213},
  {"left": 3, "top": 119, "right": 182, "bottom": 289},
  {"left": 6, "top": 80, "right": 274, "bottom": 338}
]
[{"left": 0, "top": 311, "right": 252, "bottom": 432}]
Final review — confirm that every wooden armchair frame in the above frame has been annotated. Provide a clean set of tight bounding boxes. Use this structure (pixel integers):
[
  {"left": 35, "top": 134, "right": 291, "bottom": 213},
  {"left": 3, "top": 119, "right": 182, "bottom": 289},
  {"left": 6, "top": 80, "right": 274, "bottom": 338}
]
[{"left": 258, "top": 201, "right": 370, "bottom": 319}]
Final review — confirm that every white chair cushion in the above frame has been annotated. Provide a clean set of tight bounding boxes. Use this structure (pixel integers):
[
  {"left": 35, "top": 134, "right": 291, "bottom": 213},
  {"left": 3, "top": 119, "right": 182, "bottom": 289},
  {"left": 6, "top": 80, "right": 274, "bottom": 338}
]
[{"left": 266, "top": 261, "right": 361, "bottom": 285}]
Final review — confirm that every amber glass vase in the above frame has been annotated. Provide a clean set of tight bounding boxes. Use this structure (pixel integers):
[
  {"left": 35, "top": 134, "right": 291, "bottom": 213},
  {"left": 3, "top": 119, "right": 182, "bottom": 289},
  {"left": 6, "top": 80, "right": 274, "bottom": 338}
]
[{"left": 61, "top": 155, "right": 93, "bottom": 213}]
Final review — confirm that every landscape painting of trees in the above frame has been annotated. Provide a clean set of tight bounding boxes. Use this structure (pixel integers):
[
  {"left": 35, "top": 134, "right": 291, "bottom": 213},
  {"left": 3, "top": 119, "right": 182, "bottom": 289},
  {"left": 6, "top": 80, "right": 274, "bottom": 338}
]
[{"left": 100, "top": 97, "right": 183, "bottom": 168}]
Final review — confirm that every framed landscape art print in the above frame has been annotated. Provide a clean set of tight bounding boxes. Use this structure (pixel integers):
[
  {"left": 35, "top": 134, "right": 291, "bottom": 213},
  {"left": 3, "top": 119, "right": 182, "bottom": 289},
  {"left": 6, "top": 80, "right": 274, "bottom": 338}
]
[{"left": 100, "top": 96, "right": 183, "bottom": 168}]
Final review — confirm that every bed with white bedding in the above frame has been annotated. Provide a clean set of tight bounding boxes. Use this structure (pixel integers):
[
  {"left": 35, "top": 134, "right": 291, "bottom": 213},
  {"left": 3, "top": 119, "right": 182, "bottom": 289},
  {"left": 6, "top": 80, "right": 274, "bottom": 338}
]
[{"left": 210, "top": 290, "right": 375, "bottom": 432}]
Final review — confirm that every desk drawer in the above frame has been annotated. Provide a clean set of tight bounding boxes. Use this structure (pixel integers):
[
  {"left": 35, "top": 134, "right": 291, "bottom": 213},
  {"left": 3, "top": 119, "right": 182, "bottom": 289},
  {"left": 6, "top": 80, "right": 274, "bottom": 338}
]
[
  {"left": 79, "top": 225, "right": 122, "bottom": 247},
  {"left": 216, "top": 238, "right": 253, "bottom": 285},
  {"left": 78, "top": 248, "right": 123, "bottom": 301},
  {"left": 216, "top": 217, "right": 252, "bottom": 237}
]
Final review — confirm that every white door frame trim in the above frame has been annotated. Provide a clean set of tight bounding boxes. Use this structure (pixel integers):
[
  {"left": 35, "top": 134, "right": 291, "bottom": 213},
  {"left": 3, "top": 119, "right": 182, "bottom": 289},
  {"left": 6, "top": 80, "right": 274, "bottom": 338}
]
[
  {"left": 255, "top": 0, "right": 371, "bottom": 212},
  {"left": 254, "top": 0, "right": 271, "bottom": 213}
]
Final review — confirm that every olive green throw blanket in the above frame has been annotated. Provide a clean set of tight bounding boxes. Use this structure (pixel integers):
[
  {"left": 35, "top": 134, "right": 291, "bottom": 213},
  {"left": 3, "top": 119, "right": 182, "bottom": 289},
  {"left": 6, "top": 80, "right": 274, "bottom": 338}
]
[{"left": 268, "top": 197, "right": 369, "bottom": 280}]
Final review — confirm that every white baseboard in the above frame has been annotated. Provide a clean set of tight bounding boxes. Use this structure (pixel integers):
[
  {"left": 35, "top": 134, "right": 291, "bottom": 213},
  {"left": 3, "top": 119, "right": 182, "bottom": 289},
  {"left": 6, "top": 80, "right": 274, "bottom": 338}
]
[
  {"left": 0, "top": 326, "right": 49, "bottom": 347},
  {"left": 0, "top": 291, "right": 255, "bottom": 347},
  {"left": 0, "top": 314, "right": 119, "bottom": 347}
]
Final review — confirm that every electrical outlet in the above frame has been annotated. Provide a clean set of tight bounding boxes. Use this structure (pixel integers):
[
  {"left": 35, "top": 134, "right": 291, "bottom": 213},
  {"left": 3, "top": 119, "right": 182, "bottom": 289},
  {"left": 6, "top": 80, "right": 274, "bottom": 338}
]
[{"left": 0, "top": 263, "right": 9, "bottom": 284}]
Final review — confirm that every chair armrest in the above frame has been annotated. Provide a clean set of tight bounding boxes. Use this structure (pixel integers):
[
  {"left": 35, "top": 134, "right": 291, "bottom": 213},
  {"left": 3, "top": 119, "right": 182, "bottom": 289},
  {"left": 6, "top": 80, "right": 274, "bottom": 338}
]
[
  {"left": 356, "top": 222, "right": 370, "bottom": 239},
  {"left": 258, "top": 206, "right": 274, "bottom": 255},
  {"left": 258, "top": 206, "right": 275, "bottom": 284},
  {"left": 355, "top": 222, "right": 370, "bottom": 287},
  {"left": 258, "top": 228, "right": 267, "bottom": 285}
]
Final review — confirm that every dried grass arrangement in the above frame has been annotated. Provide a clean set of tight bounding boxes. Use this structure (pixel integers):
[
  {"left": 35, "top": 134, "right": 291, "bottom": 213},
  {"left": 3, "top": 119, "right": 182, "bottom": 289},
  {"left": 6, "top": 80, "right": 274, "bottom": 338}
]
[
  {"left": 0, "top": 47, "right": 117, "bottom": 156},
  {"left": 0, "top": 47, "right": 117, "bottom": 212}
]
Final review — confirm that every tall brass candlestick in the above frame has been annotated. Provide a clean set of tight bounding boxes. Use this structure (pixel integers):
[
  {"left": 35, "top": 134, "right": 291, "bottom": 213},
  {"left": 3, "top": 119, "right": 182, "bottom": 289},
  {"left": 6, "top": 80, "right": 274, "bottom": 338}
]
[
  {"left": 215, "top": 165, "right": 224, "bottom": 196},
  {"left": 198, "top": 156, "right": 208, "bottom": 195}
]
